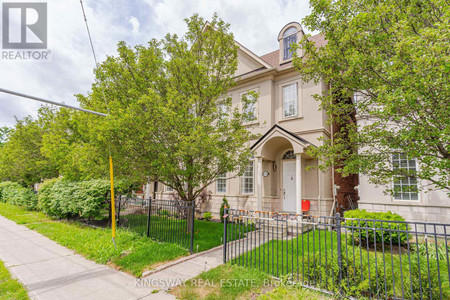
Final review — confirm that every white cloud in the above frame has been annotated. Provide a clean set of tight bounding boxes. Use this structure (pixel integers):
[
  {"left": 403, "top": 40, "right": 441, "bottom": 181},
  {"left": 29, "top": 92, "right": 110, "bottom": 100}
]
[
  {"left": 142, "top": 0, "right": 313, "bottom": 55},
  {"left": 129, "top": 16, "right": 141, "bottom": 36},
  {"left": 0, "top": 0, "right": 312, "bottom": 127}
]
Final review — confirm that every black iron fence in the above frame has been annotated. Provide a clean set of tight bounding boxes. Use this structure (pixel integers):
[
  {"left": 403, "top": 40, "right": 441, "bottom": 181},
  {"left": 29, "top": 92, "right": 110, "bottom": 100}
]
[
  {"left": 117, "top": 196, "right": 195, "bottom": 253},
  {"left": 223, "top": 208, "right": 450, "bottom": 300}
]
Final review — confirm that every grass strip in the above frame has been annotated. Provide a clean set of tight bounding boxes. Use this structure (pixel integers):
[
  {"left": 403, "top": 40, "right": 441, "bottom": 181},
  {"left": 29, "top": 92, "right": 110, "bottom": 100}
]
[
  {"left": 0, "top": 259, "right": 30, "bottom": 300},
  {"left": 170, "top": 264, "right": 330, "bottom": 300},
  {"left": 0, "top": 203, "right": 187, "bottom": 276}
]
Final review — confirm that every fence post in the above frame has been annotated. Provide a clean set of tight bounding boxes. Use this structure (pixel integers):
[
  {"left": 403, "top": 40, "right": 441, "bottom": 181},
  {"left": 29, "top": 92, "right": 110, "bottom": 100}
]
[
  {"left": 335, "top": 212, "right": 343, "bottom": 293},
  {"left": 146, "top": 197, "right": 152, "bottom": 238},
  {"left": 189, "top": 201, "right": 195, "bottom": 253},
  {"left": 116, "top": 195, "right": 121, "bottom": 225},
  {"left": 223, "top": 205, "right": 228, "bottom": 263}
]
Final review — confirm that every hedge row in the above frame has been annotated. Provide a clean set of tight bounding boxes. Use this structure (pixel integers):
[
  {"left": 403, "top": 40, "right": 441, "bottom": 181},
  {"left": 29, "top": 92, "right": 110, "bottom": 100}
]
[
  {"left": 0, "top": 179, "right": 133, "bottom": 220},
  {"left": 37, "top": 178, "right": 112, "bottom": 220},
  {"left": 0, "top": 181, "right": 38, "bottom": 210}
]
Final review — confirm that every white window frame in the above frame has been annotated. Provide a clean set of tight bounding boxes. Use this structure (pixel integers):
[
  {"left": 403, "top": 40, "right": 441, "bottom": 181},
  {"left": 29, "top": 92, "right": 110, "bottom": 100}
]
[
  {"left": 279, "top": 80, "right": 301, "bottom": 120},
  {"left": 392, "top": 154, "right": 420, "bottom": 201},
  {"left": 282, "top": 83, "right": 298, "bottom": 118},
  {"left": 165, "top": 185, "right": 173, "bottom": 192},
  {"left": 240, "top": 161, "right": 254, "bottom": 195},
  {"left": 283, "top": 31, "right": 297, "bottom": 60},
  {"left": 216, "top": 173, "right": 227, "bottom": 194}
]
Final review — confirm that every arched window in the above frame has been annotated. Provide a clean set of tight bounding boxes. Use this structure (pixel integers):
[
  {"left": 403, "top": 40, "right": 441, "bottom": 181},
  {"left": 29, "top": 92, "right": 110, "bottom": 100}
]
[
  {"left": 282, "top": 150, "right": 296, "bottom": 160},
  {"left": 283, "top": 27, "right": 297, "bottom": 60},
  {"left": 283, "top": 26, "right": 297, "bottom": 37}
]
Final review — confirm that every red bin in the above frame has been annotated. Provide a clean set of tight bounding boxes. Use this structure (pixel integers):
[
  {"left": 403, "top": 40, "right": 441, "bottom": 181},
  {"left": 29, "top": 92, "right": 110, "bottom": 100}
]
[{"left": 301, "top": 199, "right": 310, "bottom": 212}]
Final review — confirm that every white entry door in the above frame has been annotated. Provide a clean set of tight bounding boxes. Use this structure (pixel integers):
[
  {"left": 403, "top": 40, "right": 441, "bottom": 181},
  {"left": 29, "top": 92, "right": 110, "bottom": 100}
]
[{"left": 282, "top": 160, "right": 296, "bottom": 212}]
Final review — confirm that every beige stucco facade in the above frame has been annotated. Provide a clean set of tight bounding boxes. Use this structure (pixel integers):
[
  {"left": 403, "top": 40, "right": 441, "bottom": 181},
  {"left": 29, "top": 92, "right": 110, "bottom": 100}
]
[
  {"left": 146, "top": 21, "right": 449, "bottom": 223},
  {"left": 149, "top": 22, "right": 334, "bottom": 217}
]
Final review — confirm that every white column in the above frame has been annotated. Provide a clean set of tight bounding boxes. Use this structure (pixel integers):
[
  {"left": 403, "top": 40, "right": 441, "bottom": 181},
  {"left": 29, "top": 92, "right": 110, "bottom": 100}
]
[
  {"left": 296, "top": 154, "right": 302, "bottom": 214},
  {"left": 256, "top": 156, "right": 263, "bottom": 211}
]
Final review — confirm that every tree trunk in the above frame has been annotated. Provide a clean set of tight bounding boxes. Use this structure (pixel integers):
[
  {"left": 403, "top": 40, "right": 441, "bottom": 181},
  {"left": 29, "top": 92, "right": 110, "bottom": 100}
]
[{"left": 332, "top": 90, "right": 359, "bottom": 214}]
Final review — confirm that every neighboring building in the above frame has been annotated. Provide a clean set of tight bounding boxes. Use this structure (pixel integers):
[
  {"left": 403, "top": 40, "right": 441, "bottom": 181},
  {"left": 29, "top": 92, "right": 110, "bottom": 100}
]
[
  {"left": 357, "top": 111, "right": 450, "bottom": 223},
  {"left": 147, "top": 21, "right": 448, "bottom": 223}
]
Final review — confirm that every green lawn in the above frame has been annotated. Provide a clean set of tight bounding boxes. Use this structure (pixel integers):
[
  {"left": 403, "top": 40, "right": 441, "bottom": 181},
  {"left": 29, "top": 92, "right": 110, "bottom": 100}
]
[
  {"left": 0, "top": 259, "right": 29, "bottom": 300},
  {"left": 232, "top": 229, "right": 450, "bottom": 299},
  {"left": 122, "top": 214, "right": 251, "bottom": 252},
  {"left": 0, "top": 203, "right": 188, "bottom": 276},
  {"left": 170, "top": 264, "right": 331, "bottom": 300}
]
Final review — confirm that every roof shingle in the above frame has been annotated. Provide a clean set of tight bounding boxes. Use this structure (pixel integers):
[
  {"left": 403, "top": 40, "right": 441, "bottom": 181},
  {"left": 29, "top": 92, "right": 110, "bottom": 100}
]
[{"left": 259, "top": 33, "right": 326, "bottom": 69}]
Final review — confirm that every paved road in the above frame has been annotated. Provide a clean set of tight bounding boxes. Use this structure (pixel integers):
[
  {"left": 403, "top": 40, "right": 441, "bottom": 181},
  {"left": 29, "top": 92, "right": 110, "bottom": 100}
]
[{"left": 0, "top": 216, "right": 175, "bottom": 300}]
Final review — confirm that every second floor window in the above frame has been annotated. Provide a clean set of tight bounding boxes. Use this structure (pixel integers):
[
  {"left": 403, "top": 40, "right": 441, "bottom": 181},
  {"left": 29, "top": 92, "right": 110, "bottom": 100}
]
[
  {"left": 216, "top": 173, "right": 227, "bottom": 194},
  {"left": 241, "top": 162, "right": 254, "bottom": 194},
  {"left": 242, "top": 93, "right": 256, "bottom": 122},
  {"left": 283, "top": 83, "right": 298, "bottom": 118},
  {"left": 392, "top": 154, "right": 419, "bottom": 200}
]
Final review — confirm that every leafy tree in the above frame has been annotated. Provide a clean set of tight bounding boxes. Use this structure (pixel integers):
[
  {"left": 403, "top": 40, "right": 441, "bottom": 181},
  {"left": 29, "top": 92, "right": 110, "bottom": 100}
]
[
  {"left": 0, "top": 115, "right": 58, "bottom": 186},
  {"left": 39, "top": 106, "right": 109, "bottom": 181},
  {"left": 76, "top": 14, "right": 255, "bottom": 203},
  {"left": 0, "top": 127, "right": 11, "bottom": 146},
  {"left": 294, "top": 0, "right": 450, "bottom": 194}
]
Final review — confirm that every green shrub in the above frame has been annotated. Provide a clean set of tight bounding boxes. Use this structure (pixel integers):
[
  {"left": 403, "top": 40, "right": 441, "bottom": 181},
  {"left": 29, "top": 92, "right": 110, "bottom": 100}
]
[
  {"left": 160, "top": 209, "right": 169, "bottom": 216},
  {"left": 0, "top": 181, "right": 37, "bottom": 210},
  {"left": 344, "top": 209, "right": 409, "bottom": 245},
  {"left": 413, "top": 241, "right": 448, "bottom": 261},
  {"left": 304, "top": 249, "right": 449, "bottom": 300},
  {"left": 220, "top": 196, "right": 229, "bottom": 220},
  {"left": 37, "top": 179, "right": 111, "bottom": 220},
  {"left": 37, "top": 178, "right": 61, "bottom": 214},
  {"left": 203, "top": 212, "right": 212, "bottom": 221}
]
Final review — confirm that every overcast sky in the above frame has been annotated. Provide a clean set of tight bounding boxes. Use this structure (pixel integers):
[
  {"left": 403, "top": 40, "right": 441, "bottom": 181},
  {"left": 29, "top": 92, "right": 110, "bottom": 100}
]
[{"left": 0, "top": 0, "right": 312, "bottom": 127}]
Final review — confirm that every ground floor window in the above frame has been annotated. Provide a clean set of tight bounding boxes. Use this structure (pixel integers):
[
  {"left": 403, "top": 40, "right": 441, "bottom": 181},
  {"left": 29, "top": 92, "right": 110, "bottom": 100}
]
[
  {"left": 216, "top": 173, "right": 227, "bottom": 193},
  {"left": 241, "top": 162, "right": 254, "bottom": 194},
  {"left": 392, "top": 154, "right": 419, "bottom": 200}
]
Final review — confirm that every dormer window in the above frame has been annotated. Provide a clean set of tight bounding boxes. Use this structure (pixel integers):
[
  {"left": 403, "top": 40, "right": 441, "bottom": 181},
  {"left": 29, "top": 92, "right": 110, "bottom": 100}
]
[
  {"left": 283, "top": 26, "right": 297, "bottom": 60},
  {"left": 278, "top": 23, "right": 303, "bottom": 63}
]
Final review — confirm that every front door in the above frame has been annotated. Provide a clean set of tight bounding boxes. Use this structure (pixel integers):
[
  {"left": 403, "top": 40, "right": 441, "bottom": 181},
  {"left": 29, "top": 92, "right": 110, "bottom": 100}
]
[{"left": 282, "top": 160, "right": 296, "bottom": 212}]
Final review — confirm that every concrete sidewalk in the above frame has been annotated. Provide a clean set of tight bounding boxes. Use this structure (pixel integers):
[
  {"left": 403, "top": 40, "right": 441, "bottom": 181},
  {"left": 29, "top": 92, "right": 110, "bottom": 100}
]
[{"left": 0, "top": 216, "right": 174, "bottom": 300}]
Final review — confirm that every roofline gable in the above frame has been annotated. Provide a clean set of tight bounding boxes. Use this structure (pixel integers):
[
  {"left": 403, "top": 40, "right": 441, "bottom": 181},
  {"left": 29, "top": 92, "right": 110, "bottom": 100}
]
[
  {"left": 250, "top": 124, "right": 315, "bottom": 151},
  {"left": 203, "top": 21, "right": 271, "bottom": 70},
  {"left": 234, "top": 40, "right": 272, "bottom": 69}
]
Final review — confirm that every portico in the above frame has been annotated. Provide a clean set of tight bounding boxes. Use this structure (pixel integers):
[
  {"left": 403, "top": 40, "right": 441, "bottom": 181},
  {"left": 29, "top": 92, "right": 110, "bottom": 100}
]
[{"left": 251, "top": 125, "right": 314, "bottom": 214}]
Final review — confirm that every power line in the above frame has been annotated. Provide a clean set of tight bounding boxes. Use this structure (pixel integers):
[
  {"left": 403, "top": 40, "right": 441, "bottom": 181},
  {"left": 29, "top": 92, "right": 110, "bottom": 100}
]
[
  {"left": 79, "top": 0, "right": 110, "bottom": 114},
  {"left": 0, "top": 88, "right": 107, "bottom": 117},
  {"left": 79, "top": 0, "right": 116, "bottom": 247}
]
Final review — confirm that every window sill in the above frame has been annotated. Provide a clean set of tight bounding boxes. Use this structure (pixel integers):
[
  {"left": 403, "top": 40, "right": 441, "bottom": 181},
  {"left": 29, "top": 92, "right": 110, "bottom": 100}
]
[
  {"left": 279, "top": 116, "right": 303, "bottom": 123},
  {"left": 391, "top": 198, "right": 421, "bottom": 203},
  {"left": 243, "top": 121, "right": 259, "bottom": 126}
]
